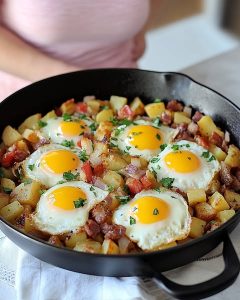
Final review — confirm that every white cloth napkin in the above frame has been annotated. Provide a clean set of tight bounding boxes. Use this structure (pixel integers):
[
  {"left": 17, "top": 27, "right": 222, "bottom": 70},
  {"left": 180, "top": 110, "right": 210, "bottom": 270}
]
[{"left": 1, "top": 224, "right": 240, "bottom": 300}]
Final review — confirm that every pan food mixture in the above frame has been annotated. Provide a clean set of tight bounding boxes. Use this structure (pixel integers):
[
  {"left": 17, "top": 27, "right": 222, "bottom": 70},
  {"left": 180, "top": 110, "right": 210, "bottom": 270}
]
[{"left": 0, "top": 96, "right": 239, "bottom": 254}]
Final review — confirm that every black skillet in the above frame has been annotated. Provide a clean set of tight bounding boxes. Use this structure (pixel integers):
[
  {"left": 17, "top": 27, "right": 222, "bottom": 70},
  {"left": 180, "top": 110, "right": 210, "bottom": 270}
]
[{"left": 0, "top": 69, "right": 239, "bottom": 299}]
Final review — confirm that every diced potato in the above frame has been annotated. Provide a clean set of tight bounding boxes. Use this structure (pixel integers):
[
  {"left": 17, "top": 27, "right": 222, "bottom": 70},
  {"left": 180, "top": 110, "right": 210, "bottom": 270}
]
[
  {"left": 0, "top": 167, "right": 14, "bottom": 180},
  {"left": 95, "top": 121, "right": 113, "bottom": 141},
  {"left": 174, "top": 112, "right": 191, "bottom": 124},
  {"left": 206, "top": 179, "right": 220, "bottom": 195},
  {"left": 104, "top": 153, "right": 127, "bottom": 171},
  {"left": 189, "top": 217, "right": 206, "bottom": 238},
  {"left": 145, "top": 170, "right": 157, "bottom": 185},
  {"left": 24, "top": 216, "right": 37, "bottom": 233},
  {"left": 130, "top": 97, "right": 145, "bottom": 115},
  {"left": 118, "top": 236, "right": 131, "bottom": 254},
  {"left": 65, "top": 231, "right": 87, "bottom": 248},
  {"left": 102, "top": 170, "right": 124, "bottom": 188},
  {"left": 96, "top": 109, "right": 114, "bottom": 123},
  {"left": 187, "top": 189, "right": 206, "bottom": 206},
  {"left": 224, "top": 144, "right": 240, "bottom": 168},
  {"left": 0, "top": 193, "right": 9, "bottom": 210},
  {"left": 157, "top": 241, "right": 177, "bottom": 250},
  {"left": 198, "top": 116, "right": 224, "bottom": 138},
  {"left": 1, "top": 178, "right": 16, "bottom": 193},
  {"left": 60, "top": 98, "right": 76, "bottom": 114},
  {"left": 48, "top": 236, "right": 63, "bottom": 247},
  {"left": 89, "top": 142, "right": 108, "bottom": 166},
  {"left": 16, "top": 140, "right": 29, "bottom": 152},
  {"left": 2, "top": 125, "right": 22, "bottom": 146},
  {"left": 74, "top": 239, "right": 102, "bottom": 254},
  {"left": 208, "top": 191, "right": 230, "bottom": 212},
  {"left": 41, "top": 110, "right": 57, "bottom": 122},
  {"left": 81, "top": 137, "right": 93, "bottom": 155},
  {"left": 10, "top": 181, "right": 41, "bottom": 207},
  {"left": 0, "top": 200, "right": 24, "bottom": 221},
  {"left": 195, "top": 202, "right": 217, "bottom": 221},
  {"left": 102, "top": 239, "right": 120, "bottom": 254},
  {"left": 139, "top": 157, "right": 148, "bottom": 168},
  {"left": 87, "top": 100, "right": 100, "bottom": 115},
  {"left": 110, "top": 95, "right": 127, "bottom": 112},
  {"left": 216, "top": 209, "right": 235, "bottom": 223},
  {"left": 144, "top": 102, "right": 165, "bottom": 118},
  {"left": 209, "top": 144, "right": 227, "bottom": 162},
  {"left": 108, "top": 195, "right": 120, "bottom": 211},
  {"left": 22, "top": 129, "right": 39, "bottom": 143},
  {"left": 18, "top": 113, "right": 41, "bottom": 133},
  {"left": 224, "top": 190, "right": 240, "bottom": 209},
  {"left": 183, "top": 106, "right": 192, "bottom": 118}
]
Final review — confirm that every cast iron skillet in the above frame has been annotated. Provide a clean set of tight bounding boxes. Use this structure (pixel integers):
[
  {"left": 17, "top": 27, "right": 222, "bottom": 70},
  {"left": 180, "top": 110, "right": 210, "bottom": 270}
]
[{"left": 0, "top": 69, "right": 239, "bottom": 299}]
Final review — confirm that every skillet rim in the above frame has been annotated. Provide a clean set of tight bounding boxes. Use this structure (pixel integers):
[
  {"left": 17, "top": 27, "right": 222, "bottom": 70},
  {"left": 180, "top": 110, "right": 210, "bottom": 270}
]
[{"left": 0, "top": 68, "right": 239, "bottom": 259}]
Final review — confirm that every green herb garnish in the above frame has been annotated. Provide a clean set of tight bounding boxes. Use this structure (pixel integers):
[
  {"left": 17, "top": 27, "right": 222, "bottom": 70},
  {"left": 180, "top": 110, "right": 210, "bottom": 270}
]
[
  {"left": 3, "top": 187, "right": 12, "bottom": 194},
  {"left": 62, "top": 113, "right": 72, "bottom": 121},
  {"left": 152, "top": 117, "right": 161, "bottom": 127},
  {"left": 89, "top": 123, "right": 97, "bottom": 132},
  {"left": 153, "top": 208, "right": 159, "bottom": 215},
  {"left": 39, "top": 189, "right": 46, "bottom": 196},
  {"left": 154, "top": 98, "right": 162, "bottom": 103},
  {"left": 171, "top": 145, "right": 179, "bottom": 151},
  {"left": 0, "top": 168, "right": 4, "bottom": 178},
  {"left": 150, "top": 157, "right": 160, "bottom": 163},
  {"left": 108, "top": 185, "right": 114, "bottom": 192},
  {"left": 160, "top": 144, "right": 167, "bottom": 151},
  {"left": 23, "top": 178, "right": 32, "bottom": 186},
  {"left": 130, "top": 216, "right": 136, "bottom": 225},
  {"left": 160, "top": 177, "right": 174, "bottom": 188},
  {"left": 201, "top": 151, "right": 210, "bottom": 159},
  {"left": 208, "top": 155, "right": 216, "bottom": 162},
  {"left": 116, "top": 195, "right": 130, "bottom": 205},
  {"left": 78, "top": 149, "right": 89, "bottom": 162},
  {"left": 73, "top": 198, "right": 86, "bottom": 208},
  {"left": 38, "top": 120, "right": 47, "bottom": 128},
  {"left": 28, "top": 164, "right": 35, "bottom": 171},
  {"left": 63, "top": 171, "right": 79, "bottom": 181},
  {"left": 61, "top": 140, "right": 75, "bottom": 148},
  {"left": 100, "top": 105, "right": 109, "bottom": 110},
  {"left": 156, "top": 133, "right": 161, "bottom": 141}
]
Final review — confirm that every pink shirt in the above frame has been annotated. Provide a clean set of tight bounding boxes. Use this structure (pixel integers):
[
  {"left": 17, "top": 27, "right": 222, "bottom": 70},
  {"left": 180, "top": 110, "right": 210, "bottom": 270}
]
[{"left": 0, "top": 0, "right": 149, "bottom": 100}]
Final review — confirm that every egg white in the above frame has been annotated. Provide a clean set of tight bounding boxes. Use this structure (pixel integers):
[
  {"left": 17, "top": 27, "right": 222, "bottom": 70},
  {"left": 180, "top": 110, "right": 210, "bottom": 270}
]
[
  {"left": 149, "top": 140, "right": 220, "bottom": 192},
  {"left": 110, "top": 119, "right": 177, "bottom": 161},
  {"left": 40, "top": 116, "right": 94, "bottom": 146},
  {"left": 113, "top": 189, "right": 191, "bottom": 250},
  {"left": 23, "top": 144, "right": 83, "bottom": 188},
  {"left": 33, "top": 181, "right": 108, "bottom": 235}
]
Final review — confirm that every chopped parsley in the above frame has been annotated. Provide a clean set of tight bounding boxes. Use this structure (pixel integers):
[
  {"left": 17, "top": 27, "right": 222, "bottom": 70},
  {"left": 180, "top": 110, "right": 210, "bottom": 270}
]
[
  {"left": 57, "top": 180, "right": 66, "bottom": 184},
  {"left": 114, "top": 127, "right": 124, "bottom": 136},
  {"left": 152, "top": 117, "right": 161, "bottom": 127},
  {"left": 62, "top": 113, "right": 72, "bottom": 121},
  {"left": 130, "top": 216, "right": 136, "bottom": 225},
  {"left": 154, "top": 98, "right": 162, "bottom": 103},
  {"left": 171, "top": 144, "right": 179, "bottom": 151},
  {"left": 90, "top": 185, "right": 97, "bottom": 197},
  {"left": 110, "top": 117, "right": 133, "bottom": 127},
  {"left": 156, "top": 133, "right": 161, "bottom": 141},
  {"left": 78, "top": 114, "right": 88, "bottom": 120},
  {"left": 39, "top": 189, "right": 46, "bottom": 196},
  {"left": 150, "top": 157, "right": 160, "bottom": 163},
  {"left": 73, "top": 198, "right": 86, "bottom": 208},
  {"left": 116, "top": 195, "right": 130, "bottom": 205},
  {"left": 108, "top": 185, "right": 114, "bottom": 192},
  {"left": 126, "top": 146, "right": 131, "bottom": 151},
  {"left": 78, "top": 149, "right": 89, "bottom": 162},
  {"left": 208, "top": 155, "right": 216, "bottom": 162},
  {"left": 38, "top": 120, "right": 47, "bottom": 128},
  {"left": 63, "top": 171, "right": 79, "bottom": 181},
  {"left": 100, "top": 105, "right": 109, "bottom": 110},
  {"left": 61, "top": 140, "right": 75, "bottom": 148},
  {"left": 154, "top": 187, "right": 162, "bottom": 193},
  {"left": 2, "top": 187, "right": 12, "bottom": 194},
  {"left": 160, "top": 177, "right": 174, "bottom": 188},
  {"left": 28, "top": 164, "right": 35, "bottom": 171},
  {"left": 160, "top": 144, "right": 167, "bottom": 151},
  {"left": 23, "top": 178, "right": 32, "bottom": 186},
  {"left": 151, "top": 168, "right": 158, "bottom": 179},
  {"left": 153, "top": 208, "right": 159, "bottom": 215},
  {"left": 89, "top": 123, "right": 97, "bottom": 132},
  {"left": 201, "top": 151, "right": 210, "bottom": 159}
]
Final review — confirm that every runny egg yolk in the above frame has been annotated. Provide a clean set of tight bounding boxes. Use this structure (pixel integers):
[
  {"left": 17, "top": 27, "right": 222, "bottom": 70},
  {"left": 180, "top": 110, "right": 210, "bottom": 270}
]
[
  {"left": 60, "top": 120, "right": 86, "bottom": 137},
  {"left": 127, "top": 125, "right": 162, "bottom": 150},
  {"left": 48, "top": 186, "right": 87, "bottom": 210},
  {"left": 130, "top": 196, "right": 170, "bottom": 224},
  {"left": 40, "top": 149, "right": 79, "bottom": 174},
  {"left": 164, "top": 150, "right": 200, "bottom": 173}
]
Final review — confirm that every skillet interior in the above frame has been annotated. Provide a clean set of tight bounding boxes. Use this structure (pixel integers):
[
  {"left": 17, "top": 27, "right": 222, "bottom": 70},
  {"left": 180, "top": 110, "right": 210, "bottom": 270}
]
[{"left": 0, "top": 69, "right": 239, "bottom": 277}]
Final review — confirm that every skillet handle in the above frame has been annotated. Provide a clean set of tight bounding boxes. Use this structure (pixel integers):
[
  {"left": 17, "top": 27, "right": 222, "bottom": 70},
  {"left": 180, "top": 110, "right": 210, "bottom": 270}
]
[{"left": 152, "top": 234, "right": 240, "bottom": 300}]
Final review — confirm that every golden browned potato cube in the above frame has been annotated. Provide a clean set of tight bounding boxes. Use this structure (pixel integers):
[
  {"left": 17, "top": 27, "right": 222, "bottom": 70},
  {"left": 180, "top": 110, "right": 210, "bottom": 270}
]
[
  {"left": 139, "top": 157, "right": 148, "bottom": 168},
  {"left": 60, "top": 98, "right": 76, "bottom": 114},
  {"left": 22, "top": 129, "right": 39, "bottom": 143},
  {"left": 189, "top": 217, "right": 206, "bottom": 238},
  {"left": 206, "top": 179, "right": 220, "bottom": 195},
  {"left": 74, "top": 239, "right": 102, "bottom": 253},
  {"left": 224, "top": 145, "right": 240, "bottom": 168},
  {"left": 96, "top": 109, "right": 114, "bottom": 123},
  {"left": 2, "top": 125, "right": 22, "bottom": 147},
  {"left": 48, "top": 236, "right": 63, "bottom": 247},
  {"left": 197, "top": 116, "right": 224, "bottom": 138},
  {"left": 0, "top": 193, "right": 10, "bottom": 210},
  {"left": 130, "top": 97, "right": 145, "bottom": 115},
  {"left": 187, "top": 189, "right": 206, "bottom": 207},
  {"left": 209, "top": 144, "right": 227, "bottom": 162},
  {"left": 174, "top": 112, "right": 191, "bottom": 124},
  {"left": 1, "top": 178, "right": 16, "bottom": 193},
  {"left": 18, "top": 113, "right": 41, "bottom": 133},
  {"left": 65, "top": 231, "right": 87, "bottom": 248},
  {"left": 216, "top": 209, "right": 235, "bottom": 223},
  {"left": 195, "top": 202, "right": 217, "bottom": 221},
  {"left": 224, "top": 189, "right": 240, "bottom": 209},
  {"left": 87, "top": 100, "right": 100, "bottom": 115},
  {"left": 95, "top": 121, "right": 113, "bottom": 140},
  {"left": 157, "top": 241, "right": 177, "bottom": 250},
  {"left": 41, "top": 110, "right": 57, "bottom": 122},
  {"left": 208, "top": 191, "right": 230, "bottom": 212},
  {"left": 0, "top": 200, "right": 24, "bottom": 221},
  {"left": 10, "top": 181, "right": 41, "bottom": 207},
  {"left": 102, "top": 170, "right": 124, "bottom": 188},
  {"left": 110, "top": 95, "right": 127, "bottom": 112},
  {"left": 104, "top": 153, "right": 127, "bottom": 171},
  {"left": 102, "top": 239, "right": 120, "bottom": 254},
  {"left": 144, "top": 102, "right": 165, "bottom": 118},
  {"left": 24, "top": 216, "right": 37, "bottom": 233}
]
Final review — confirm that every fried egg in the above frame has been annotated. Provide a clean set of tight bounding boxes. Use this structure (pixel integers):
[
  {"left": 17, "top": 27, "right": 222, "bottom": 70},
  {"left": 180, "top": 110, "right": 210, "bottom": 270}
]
[
  {"left": 113, "top": 189, "right": 191, "bottom": 250},
  {"left": 149, "top": 140, "right": 220, "bottom": 192},
  {"left": 23, "top": 144, "right": 83, "bottom": 187},
  {"left": 40, "top": 116, "right": 94, "bottom": 146},
  {"left": 110, "top": 119, "right": 176, "bottom": 160},
  {"left": 33, "top": 181, "right": 108, "bottom": 235}
]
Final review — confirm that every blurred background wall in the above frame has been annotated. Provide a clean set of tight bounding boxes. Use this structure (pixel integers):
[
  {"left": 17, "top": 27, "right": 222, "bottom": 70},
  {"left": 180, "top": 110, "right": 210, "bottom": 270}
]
[{"left": 139, "top": 0, "right": 239, "bottom": 71}]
